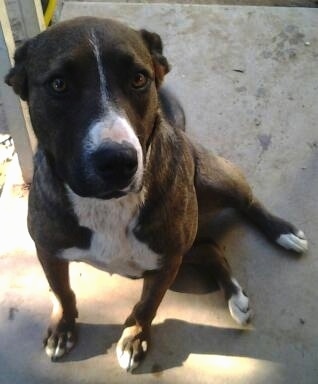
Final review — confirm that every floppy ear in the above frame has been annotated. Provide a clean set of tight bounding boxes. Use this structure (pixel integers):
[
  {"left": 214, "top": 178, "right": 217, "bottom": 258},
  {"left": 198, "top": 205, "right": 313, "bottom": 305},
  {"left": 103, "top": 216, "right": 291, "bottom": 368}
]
[
  {"left": 140, "top": 29, "right": 170, "bottom": 87},
  {"left": 5, "top": 40, "right": 30, "bottom": 101}
]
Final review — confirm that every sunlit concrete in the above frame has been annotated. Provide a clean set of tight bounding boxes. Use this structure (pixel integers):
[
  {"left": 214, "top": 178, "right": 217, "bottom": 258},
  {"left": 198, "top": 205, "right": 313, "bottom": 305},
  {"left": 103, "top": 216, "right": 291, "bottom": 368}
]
[{"left": 1, "top": 3, "right": 318, "bottom": 383}]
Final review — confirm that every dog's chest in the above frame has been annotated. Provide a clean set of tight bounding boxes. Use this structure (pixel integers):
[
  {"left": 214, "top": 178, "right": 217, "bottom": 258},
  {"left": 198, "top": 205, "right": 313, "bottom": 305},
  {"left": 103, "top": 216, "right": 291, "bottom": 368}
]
[{"left": 60, "top": 192, "right": 160, "bottom": 278}]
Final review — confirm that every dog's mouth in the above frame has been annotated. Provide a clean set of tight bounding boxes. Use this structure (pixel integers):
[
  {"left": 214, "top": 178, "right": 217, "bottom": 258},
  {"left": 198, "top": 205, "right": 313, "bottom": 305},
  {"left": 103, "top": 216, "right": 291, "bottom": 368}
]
[
  {"left": 65, "top": 182, "right": 133, "bottom": 201},
  {"left": 95, "top": 190, "right": 128, "bottom": 200},
  {"left": 65, "top": 175, "right": 142, "bottom": 200}
]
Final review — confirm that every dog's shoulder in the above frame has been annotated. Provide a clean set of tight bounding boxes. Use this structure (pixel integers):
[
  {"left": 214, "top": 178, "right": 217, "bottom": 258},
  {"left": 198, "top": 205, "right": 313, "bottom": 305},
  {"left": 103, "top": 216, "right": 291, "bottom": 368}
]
[
  {"left": 28, "top": 148, "right": 91, "bottom": 252},
  {"left": 134, "top": 119, "right": 198, "bottom": 256}
]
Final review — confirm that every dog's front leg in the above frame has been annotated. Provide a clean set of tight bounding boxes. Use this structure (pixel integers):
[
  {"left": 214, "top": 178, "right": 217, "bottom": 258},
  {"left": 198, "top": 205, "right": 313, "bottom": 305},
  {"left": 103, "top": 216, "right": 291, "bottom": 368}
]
[
  {"left": 116, "top": 258, "right": 182, "bottom": 371},
  {"left": 37, "top": 246, "right": 78, "bottom": 361}
]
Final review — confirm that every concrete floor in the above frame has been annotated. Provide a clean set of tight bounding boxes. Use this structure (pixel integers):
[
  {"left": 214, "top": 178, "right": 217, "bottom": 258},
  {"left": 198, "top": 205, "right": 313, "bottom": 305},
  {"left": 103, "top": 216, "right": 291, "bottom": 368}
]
[{"left": 1, "top": 3, "right": 318, "bottom": 383}]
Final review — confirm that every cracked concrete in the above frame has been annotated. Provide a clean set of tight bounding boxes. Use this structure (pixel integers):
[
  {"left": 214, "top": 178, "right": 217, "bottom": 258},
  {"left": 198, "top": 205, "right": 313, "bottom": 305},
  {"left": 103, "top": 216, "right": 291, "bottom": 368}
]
[{"left": 1, "top": 3, "right": 317, "bottom": 383}]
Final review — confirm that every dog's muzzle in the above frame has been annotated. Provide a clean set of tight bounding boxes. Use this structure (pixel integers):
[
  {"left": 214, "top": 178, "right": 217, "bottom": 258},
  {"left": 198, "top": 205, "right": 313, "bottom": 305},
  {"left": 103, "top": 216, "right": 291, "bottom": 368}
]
[
  {"left": 91, "top": 140, "right": 138, "bottom": 198},
  {"left": 67, "top": 115, "right": 144, "bottom": 199}
]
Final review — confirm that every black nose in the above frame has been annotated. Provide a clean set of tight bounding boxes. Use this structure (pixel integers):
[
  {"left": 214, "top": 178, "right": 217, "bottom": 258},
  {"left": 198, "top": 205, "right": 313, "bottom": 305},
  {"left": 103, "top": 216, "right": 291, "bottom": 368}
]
[{"left": 92, "top": 141, "right": 138, "bottom": 187}]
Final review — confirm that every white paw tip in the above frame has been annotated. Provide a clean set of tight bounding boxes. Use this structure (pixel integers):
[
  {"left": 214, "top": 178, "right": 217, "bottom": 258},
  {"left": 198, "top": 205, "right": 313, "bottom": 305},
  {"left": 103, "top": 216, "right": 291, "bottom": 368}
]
[
  {"left": 228, "top": 294, "right": 252, "bottom": 325},
  {"left": 45, "top": 345, "right": 54, "bottom": 358},
  {"left": 45, "top": 345, "right": 65, "bottom": 360},
  {"left": 141, "top": 340, "right": 148, "bottom": 353},
  {"left": 297, "top": 230, "right": 306, "bottom": 239},
  {"left": 228, "top": 279, "right": 251, "bottom": 325},
  {"left": 276, "top": 231, "right": 308, "bottom": 253},
  {"left": 116, "top": 326, "right": 146, "bottom": 372},
  {"left": 116, "top": 348, "right": 133, "bottom": 371},
  {"left": 116, "top": 345, "right": 140, "bottom": 372},
  {"left": 45, "top": 332, "right": 75, "bottom": 360}
]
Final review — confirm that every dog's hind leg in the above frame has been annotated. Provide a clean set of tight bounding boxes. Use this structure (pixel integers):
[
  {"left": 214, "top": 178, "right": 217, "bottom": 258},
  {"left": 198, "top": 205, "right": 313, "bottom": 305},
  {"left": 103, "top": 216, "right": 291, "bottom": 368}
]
[
  {"left": 194, "top": 147, "right": 308, "bottom": 254},
  {"left": 184, "top": 240, "right": 252, "bottom": 325},
  {"left": 37, "top": 247, "right": 78, "bottom": 361},
  {"left": 241, "top": 199, "right": 308, "bottom": 253}
]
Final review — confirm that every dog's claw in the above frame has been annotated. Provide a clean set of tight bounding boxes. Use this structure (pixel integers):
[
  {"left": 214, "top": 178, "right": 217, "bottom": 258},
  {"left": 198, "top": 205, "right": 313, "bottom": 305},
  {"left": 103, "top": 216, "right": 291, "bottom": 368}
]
[
  {"left": 44, "top": 327, "right": 76, "bottom": 360},
  {"left": 116, "top": 325, "right": 148, "bottom": 372}
]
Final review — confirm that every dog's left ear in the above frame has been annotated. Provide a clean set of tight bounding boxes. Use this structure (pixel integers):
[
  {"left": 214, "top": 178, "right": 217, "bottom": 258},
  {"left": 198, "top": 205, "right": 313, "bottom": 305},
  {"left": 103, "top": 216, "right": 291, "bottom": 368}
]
[
  {"left": 5, "top": 39, "right": 30, "bottom": 101},
  {"left": 140, "top": 29, "right": 170, "bottom": 87}
]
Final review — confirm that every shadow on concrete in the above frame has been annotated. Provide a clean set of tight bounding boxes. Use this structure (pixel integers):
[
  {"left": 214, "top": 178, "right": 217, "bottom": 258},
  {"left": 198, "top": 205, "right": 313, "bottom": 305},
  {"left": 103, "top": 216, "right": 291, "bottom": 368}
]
[
  {"left": 62, "top": 323, "right": 122, "bottom": 362},
  {"left": 140, "top": 319, "right": 255, "bottom": 374},
  {"left": 61, "top": 319, "right": 272, "bottom": 375}
]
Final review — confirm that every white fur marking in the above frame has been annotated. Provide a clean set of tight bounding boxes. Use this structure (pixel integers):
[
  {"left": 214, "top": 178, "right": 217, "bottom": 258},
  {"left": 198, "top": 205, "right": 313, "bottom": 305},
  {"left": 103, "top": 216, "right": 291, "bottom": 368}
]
[
  {"left": 297, "top": 230, "right": 305, "bottom": 239},
  {"left": 116, "top": 326, "right": 145, "bottom": 371},
  {"left": 60, "top": 189, "right": 160, "bottom": 278},
  {"left": 45, "top": 295, "right": 75, "bottom": 359},
  {"left": 45, "top": 345, "right": 54, "bottom": 358},
  {"left": 228, "top": 278, "right": 251, "bottom": 325},
  {"left": 86, "top": 114, "right": 144, "bottom": 191},
  {"left": 45, "top": 341, "right": 65, "bottom": 360},
  {"left": 45, "top": 339, "right": 74, "bottom": 359},
  {"left": 53, "top": 343, "right": 64, "bottom": 359},
  {"left": 118, "top": 350, "right": 134, "bottom": 371},
  {"left": 89, "top": 32, "right": 108, "bottom": 109},
  {"left": 276, "top": 231, "right": 308, "bottom": 253}
]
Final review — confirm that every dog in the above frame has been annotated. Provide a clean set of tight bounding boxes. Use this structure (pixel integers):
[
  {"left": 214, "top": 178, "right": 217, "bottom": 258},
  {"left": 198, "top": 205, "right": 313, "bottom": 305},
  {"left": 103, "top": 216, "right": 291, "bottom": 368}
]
[{"left": 5, "top": 17, "right": 308, "bottom": 371}]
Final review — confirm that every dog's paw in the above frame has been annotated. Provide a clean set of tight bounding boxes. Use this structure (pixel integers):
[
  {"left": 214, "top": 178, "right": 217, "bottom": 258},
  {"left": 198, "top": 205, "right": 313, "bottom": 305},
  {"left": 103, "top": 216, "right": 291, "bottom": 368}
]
[
  {"left": 276, "top": 230, "right": 308, "bottom": 253},
  {"left": 228, "top": 279, "right": 252, "bottom": 325},
  {"left": 116, "top": 325, "right": 149, "bottom": 372},
  {"left": 43, "top": 321, "right": 77, "bottom": 361}
]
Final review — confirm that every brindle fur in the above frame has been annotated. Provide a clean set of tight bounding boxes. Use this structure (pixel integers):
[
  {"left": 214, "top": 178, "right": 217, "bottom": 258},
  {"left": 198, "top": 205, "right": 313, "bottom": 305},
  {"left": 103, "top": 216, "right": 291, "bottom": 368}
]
[{"left": 5, "top": 17, "right": 306, "bottom": 370}]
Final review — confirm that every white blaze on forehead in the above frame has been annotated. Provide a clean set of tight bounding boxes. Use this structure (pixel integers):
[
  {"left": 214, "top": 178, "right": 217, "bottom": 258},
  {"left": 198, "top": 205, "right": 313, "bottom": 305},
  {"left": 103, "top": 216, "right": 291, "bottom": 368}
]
[
  {"left": 87, "top": 31, "right": 144, "bottom": 190},
  {"left": 89, "top": 31, "right": 108, "bottom": 110}
]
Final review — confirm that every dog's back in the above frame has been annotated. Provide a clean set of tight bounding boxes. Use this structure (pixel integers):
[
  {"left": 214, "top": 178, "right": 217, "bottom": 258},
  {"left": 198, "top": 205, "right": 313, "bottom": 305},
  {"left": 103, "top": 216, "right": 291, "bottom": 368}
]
[{"left": 159, "top": 87, "right": 186, "bottom": 132}]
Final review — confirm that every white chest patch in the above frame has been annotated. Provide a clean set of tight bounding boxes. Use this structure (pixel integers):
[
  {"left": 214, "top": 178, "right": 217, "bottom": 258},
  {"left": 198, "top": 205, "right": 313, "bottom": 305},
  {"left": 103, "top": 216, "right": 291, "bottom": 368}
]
[{"left": 59, "top": 189, "right": 160, "bottom": 278}]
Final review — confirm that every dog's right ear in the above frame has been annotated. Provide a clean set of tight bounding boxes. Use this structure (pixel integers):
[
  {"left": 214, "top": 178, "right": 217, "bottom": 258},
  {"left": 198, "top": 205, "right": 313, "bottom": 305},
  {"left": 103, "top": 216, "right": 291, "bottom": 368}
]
[
  {"left": 140, "top": 29, "right": 170, "bottom": 87},
  {"left": 5, "top": 40, "right": 30, "bottom": 101}
]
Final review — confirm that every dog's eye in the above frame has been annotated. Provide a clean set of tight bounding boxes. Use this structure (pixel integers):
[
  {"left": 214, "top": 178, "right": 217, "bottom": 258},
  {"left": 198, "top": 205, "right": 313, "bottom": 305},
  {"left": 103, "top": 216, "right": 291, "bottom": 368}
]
[
  {"left": 50, "top": 78, "right": 67, "bottom": 93},
  {"left": 131, "top": 72, "right": 148, "bottom": 90}
]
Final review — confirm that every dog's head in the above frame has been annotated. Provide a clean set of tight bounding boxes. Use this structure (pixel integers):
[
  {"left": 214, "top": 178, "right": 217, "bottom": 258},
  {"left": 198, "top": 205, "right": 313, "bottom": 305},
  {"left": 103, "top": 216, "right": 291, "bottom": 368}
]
[{"left": 5, "top": 17, "right": 170, "bottom": 199}]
